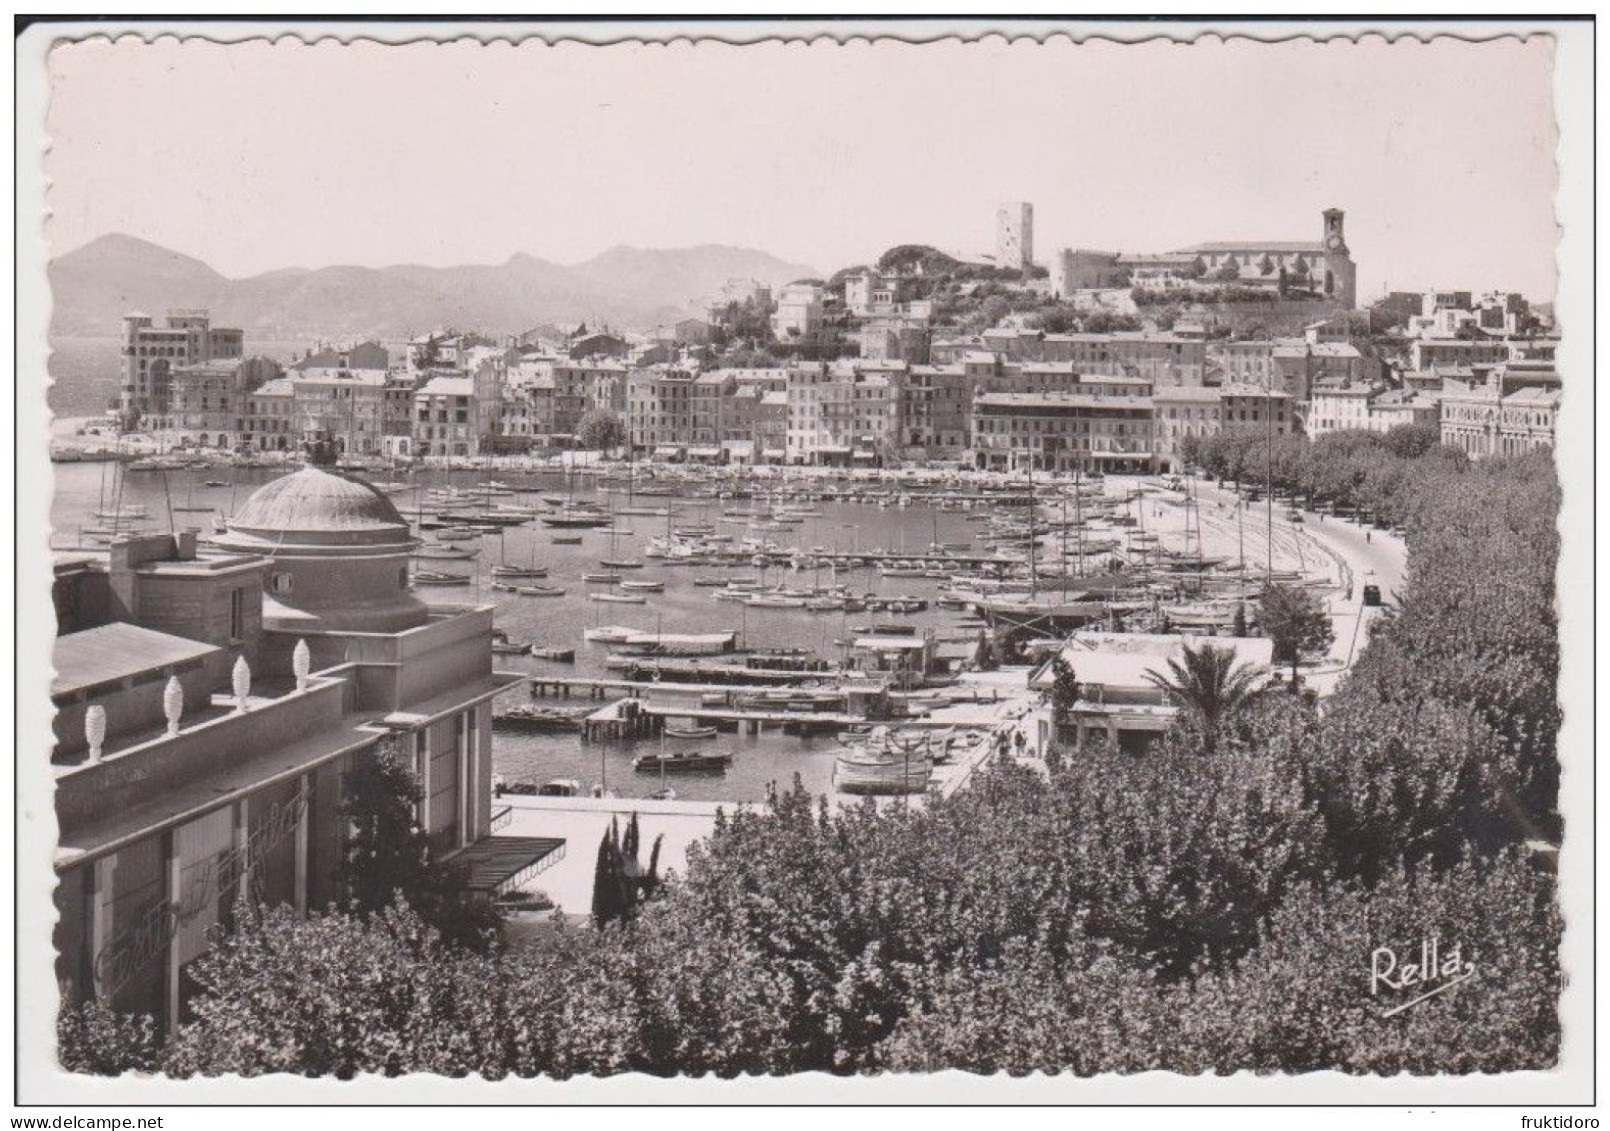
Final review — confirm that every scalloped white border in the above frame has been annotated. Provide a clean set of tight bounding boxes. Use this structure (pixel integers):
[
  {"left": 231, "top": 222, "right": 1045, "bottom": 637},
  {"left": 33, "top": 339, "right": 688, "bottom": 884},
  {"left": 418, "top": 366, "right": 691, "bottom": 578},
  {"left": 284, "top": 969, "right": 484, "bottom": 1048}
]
[{"left": 12, "top": 17, "right": 1596, "bottom": 1111}]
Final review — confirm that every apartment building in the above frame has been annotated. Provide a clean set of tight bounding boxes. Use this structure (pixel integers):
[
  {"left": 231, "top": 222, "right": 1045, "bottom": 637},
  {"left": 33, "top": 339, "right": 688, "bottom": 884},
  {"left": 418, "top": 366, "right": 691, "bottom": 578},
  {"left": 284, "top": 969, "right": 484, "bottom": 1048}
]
[
  {"left": 167, "top": 357, "right": 283, "bottom": 451},
  {"left": 971, "top": 391, "right": 1155, "bottom": 474},
  {"left": 120, "top": 310, "right": 245, "bottom": 423}
]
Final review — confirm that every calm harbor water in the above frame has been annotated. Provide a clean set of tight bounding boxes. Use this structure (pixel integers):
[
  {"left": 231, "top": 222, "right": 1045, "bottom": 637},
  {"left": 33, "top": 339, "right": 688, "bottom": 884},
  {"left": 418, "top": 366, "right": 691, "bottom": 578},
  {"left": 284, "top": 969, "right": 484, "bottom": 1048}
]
[{"left": 50, "top": 461, "right": 1018, "bottom": 803}]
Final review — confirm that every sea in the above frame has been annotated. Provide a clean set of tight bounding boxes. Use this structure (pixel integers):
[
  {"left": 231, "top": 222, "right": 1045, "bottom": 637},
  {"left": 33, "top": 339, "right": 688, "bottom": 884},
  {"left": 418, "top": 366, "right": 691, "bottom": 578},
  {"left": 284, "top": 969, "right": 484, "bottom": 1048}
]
[{"left": 49, "top": 463, "right": 1013, "bottom": 804}]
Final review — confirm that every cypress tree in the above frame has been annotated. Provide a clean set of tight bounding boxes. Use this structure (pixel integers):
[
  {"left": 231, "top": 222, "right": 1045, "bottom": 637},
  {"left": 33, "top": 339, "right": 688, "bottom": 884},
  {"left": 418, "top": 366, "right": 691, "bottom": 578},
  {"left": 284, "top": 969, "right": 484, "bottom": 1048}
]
[
  {"left": 623, "top": 812, "right": 641, "bottom": 870},
  {"left": 642, "top": 834, "right": 664, "bottom": 900},
  {"left": 590, "top": 832, "right": 617, "bottom": 928}
]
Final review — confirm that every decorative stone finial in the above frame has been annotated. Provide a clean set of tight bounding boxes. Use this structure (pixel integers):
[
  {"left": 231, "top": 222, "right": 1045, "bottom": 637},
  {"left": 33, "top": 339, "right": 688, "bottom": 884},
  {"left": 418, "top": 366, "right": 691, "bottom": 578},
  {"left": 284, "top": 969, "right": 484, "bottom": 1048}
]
[
  {"left": 163, "top": 676, "right": 184, "bottom": 736},
  {"left": 232, "top": 655, "right": 252, "bottom": 711},
  {"left": 84, "top": 705, "right": 107, "bottom": 764},
  {"left": 293, "top": 639, "right": 311, "bottom": 692}
]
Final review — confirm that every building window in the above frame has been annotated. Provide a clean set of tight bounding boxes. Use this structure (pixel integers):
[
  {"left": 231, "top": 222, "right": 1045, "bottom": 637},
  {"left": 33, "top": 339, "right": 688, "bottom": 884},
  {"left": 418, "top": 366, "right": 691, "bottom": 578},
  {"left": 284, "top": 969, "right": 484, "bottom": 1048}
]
[{"left": 230, "top": 587, "right": 245, "bottom": 641}]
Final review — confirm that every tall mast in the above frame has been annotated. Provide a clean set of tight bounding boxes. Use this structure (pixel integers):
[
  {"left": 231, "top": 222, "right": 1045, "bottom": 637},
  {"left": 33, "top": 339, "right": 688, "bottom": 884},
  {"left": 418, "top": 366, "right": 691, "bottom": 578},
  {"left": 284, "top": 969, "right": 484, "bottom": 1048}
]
[
  {"left": 1025, "top": 447, "right": 1037, "bottom": 600},
  {"left": 1266, "top": 391, "right": 1275, "bottom": 579},
  {"left": 1075, "top": 456, "right": 1083, "bottom": 579}
]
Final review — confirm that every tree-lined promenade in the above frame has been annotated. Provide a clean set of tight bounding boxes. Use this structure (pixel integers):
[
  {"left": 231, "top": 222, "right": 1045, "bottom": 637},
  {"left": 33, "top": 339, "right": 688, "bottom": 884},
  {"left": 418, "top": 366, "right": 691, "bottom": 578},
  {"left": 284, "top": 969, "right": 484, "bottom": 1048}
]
[{"left": 60, "top": 436, "right": 1562, "bottom": 1078}]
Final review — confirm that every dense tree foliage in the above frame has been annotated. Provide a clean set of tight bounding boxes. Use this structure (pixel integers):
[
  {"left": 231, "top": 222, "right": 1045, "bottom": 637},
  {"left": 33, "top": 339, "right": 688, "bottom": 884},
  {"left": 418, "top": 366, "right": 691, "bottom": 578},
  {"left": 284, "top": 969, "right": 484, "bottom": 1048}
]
[
  {"left": 63, "top": 442, "right": 1562, "bottom": 1078},
  {"left": 1259, "top": 583, "right": 1335, "bottom": 685},
  {"left": 576, "top": 409, "right": 626, "bottom": 452},
  {"left": 339, "top": 742, "right": 502, "bottom": 951}
]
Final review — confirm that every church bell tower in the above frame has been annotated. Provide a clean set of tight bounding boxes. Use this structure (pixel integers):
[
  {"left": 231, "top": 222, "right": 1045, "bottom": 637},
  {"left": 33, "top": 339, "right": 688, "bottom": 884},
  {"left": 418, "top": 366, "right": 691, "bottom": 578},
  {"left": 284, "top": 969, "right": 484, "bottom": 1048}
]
[{"left": 1322, "top": 208, "right": 1348, "bottom": 255}]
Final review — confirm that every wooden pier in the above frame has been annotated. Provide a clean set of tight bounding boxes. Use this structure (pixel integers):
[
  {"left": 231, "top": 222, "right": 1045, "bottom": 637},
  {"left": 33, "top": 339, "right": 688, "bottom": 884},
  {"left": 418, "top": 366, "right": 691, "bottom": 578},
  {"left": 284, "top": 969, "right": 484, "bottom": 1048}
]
[
  {"left": 578, "top": 696, "right": 866, "bottom": 741},
  {"left": 571, "top": 692, "right": 1001, "bottom": 743},
  {"left": 531, "top": 675, "right": 837, "bottom": 702}
]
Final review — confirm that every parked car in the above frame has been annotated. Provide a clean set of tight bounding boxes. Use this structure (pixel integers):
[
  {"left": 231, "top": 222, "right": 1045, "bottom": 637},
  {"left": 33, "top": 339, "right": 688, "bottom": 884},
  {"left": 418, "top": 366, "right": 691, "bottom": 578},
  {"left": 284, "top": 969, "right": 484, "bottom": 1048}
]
[{"left": 1286, "top": 509, "right": 1304, "bottom": 523}]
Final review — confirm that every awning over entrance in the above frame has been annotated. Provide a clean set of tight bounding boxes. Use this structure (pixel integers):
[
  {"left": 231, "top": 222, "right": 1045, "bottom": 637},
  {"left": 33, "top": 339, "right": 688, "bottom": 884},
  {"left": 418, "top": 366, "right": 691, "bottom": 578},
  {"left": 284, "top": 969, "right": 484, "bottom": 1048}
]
[{"left": 452, "top": 835, "right": 567, "bottom": 895}]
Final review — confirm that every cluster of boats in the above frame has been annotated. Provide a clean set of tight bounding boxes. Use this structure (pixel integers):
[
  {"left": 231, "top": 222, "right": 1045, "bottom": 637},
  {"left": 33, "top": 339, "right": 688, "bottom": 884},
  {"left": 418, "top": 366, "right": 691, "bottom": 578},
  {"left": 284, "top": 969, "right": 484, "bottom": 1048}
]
[
  {"left": 704, "top": 578, "right": 930, "bottom": 614},
  {"left": 830, "top": 726, "right": 972, "bottom": 796}
]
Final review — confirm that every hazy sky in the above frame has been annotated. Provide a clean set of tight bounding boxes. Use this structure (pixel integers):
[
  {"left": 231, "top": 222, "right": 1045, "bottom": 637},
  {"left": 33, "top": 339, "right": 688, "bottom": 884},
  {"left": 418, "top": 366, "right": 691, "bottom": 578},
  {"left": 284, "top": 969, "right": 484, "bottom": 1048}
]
[{"left": 46, "top": 32, "right": 1559, "bottom": 301}]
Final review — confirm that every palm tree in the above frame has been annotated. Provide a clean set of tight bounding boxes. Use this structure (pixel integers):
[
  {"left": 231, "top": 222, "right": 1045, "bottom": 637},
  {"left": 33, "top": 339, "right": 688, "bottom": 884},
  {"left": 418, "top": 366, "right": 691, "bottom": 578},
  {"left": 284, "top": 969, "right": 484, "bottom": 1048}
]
[{"left": 1143, "top": 641, "right": 1271, "bottom": 753}]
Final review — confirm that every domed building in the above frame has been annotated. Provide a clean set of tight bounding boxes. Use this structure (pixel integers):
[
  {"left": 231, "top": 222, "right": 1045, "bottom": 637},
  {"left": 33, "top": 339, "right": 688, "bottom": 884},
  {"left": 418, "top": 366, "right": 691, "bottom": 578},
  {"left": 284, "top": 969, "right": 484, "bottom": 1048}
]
[
  {"left": 48, "top": 440, "right": 548, "bottom": 1030},
  {"left": 211, "top": 460, "right": 428, "bottom": 634}
]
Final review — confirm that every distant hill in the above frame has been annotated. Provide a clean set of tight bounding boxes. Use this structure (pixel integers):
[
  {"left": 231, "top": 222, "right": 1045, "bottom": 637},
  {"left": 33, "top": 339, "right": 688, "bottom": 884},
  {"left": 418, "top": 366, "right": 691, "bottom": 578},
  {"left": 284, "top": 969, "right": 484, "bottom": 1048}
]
[{"left": 48, "top": 233, "right": 818, "bottom": 342}]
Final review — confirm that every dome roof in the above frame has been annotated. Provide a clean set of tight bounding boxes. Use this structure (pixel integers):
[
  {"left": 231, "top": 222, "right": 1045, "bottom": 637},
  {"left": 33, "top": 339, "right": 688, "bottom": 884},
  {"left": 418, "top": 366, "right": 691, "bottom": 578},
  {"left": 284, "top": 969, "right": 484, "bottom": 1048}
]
[{"left": 225, "top": 467, "right": 410, "bottom": 539}]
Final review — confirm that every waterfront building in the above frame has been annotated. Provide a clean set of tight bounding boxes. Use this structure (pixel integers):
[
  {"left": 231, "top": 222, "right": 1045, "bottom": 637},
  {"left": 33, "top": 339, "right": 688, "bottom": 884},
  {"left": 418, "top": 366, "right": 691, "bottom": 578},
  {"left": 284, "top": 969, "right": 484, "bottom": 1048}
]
[
  {"left": 971, "top": 391, "right": 1155, "bottom": 474},
  {"left": 901, "top": 364, "right": 973, "bottom": 462},
  {"left": 1152, "top": 386, "right": 1224, "bottom": 473},
  {"left": 51, "top": 447, "right": 532, "bottom": 1030},
  {"left": 691, "top": 371, "right": 736, "bottom": 453},
  {"left": 1495, "top": 387, "right": 1562, "bottom": 456},
  {"left": 1439, "top": 365, "right": 1561, "bottom": 458},
  {"left": 627, "top": 367, "right": 696, "bottom": 455},
  {"left": 497, "top": 379, "right": 554, "bottom": 450},
  {"left": 244, "top": 379, "right": 297, "bottom": 451},
  {"left": 996, "top": 201, "right": 1035, "bottom": 270},
  {"left": 754, "top": 390, "right": 789, "bottom": 464},
  {"left": 381, "top": 374, "right": 420, "bottom": 458},
  {"left": 1030, "top": 633, "right": 1275, "bottom": 755},
  {"left": 166, "top": 357, "right": 283, "bottom": 451},
  {"left": 413, "top": 375, "right": 483, "bottom": 458},
  {"left": 119, "top": 310, "right": 245, "bottom": 424},
  {"left": 785, "top": 362, "right": 900, "bottom": 466},
  {"left": 713, "top": 369, "right": 790, "bottom": 460},
  {"left": 552, "top": 359, "right": 630, "bottom": 439},
  {"left": 290, "top": 368, "right": 390, "bottom": 457}
]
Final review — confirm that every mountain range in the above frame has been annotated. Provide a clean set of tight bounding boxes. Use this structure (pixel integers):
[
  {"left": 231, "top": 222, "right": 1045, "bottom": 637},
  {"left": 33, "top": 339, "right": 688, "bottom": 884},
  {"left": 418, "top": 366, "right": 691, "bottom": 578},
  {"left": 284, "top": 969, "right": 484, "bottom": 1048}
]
[{"left": 48, "top": 234, "right": 819, "bottom": 342}]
